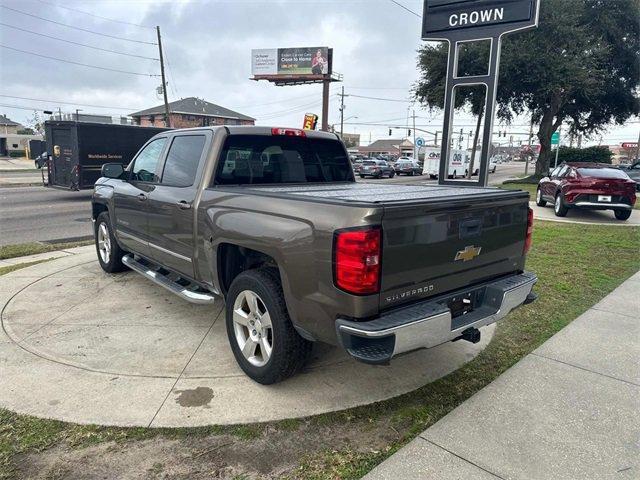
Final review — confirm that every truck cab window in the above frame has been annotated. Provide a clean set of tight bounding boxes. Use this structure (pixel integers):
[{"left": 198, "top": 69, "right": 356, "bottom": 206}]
[
  {"left": 131, "top": 138, "right": 166, "bottom": 183},
  {"left": 213, "top": 135, "right": 353, "bottom": 185},
  {"left": 161, "top": 135, "right": 206, "bottom": 187}
]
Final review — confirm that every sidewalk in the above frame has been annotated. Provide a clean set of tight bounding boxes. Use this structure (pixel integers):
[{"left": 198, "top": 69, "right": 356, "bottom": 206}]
[
  {"left": 0, "top": 156, "right": 43, "bottom": 187},
  {"left": 364, "top": 271, "right": 640, "bottom": 480},
  {"left": 0, "top": 244, "right": 94, "bottom": 268}
]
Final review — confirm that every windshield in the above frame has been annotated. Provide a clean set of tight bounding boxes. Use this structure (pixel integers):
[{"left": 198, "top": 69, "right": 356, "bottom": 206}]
[
  {"left": 577, "top": 168, "right": 630, "bottom": 180},
  {"left": 214, "top": 135, "right": 354, "bottom": 185},
  {"left": 363, "top": 161, "right": 376, "bottom": 165}
]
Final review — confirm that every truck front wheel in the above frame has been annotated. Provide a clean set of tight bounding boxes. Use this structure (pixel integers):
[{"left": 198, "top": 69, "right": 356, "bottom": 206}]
[
  {"left": 226, "top": 269, "right": 312, "bottom": 384},
  {"left": 95, "top": 212, "right": 127, "bottom": 273}
]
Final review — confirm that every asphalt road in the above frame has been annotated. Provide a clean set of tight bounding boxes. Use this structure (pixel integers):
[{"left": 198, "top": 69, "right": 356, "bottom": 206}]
[
  {"left": 0, "top": 163, "right": 530, "bottom": 247},
  {"left": 0, "top": 186, "right": 93, "bottom": 246}
]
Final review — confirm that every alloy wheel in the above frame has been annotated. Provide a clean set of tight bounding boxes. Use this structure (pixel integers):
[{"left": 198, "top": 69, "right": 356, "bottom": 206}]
[{"left": 232, "top": 290, "right": 273, "bottom": 367}]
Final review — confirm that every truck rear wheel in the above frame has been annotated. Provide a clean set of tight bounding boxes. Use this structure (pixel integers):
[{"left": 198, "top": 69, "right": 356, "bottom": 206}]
[
  {"left": 95, "top": 212, "right": 127, "bottom": 273},
  {"left": 225, "top": 268, "right": 312, "bottom": 384}
]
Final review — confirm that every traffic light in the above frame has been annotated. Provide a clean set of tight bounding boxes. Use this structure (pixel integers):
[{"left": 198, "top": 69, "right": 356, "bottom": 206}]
[
  {"left": 389, "top": 129, "right": 392, "bottom": 136},
  {"left": 408, "top": 129, "right": 411, "bottom": 136}
]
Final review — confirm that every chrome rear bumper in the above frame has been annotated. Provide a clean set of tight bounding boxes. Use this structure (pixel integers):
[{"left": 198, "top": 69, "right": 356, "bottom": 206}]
[{"left": 336, "top": 272, "right": 537, "bottom": 364}]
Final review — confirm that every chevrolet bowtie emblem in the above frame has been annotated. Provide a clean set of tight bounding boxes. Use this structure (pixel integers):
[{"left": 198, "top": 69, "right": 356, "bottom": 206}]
[{"left": 455, "top": 245, "right": 482, "bottom": 262}]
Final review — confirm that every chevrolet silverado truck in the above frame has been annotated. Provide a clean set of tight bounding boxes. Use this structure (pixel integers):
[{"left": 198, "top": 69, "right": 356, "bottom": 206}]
[{"left": 92, "top": 126, "right": 537, "bottom": 384}]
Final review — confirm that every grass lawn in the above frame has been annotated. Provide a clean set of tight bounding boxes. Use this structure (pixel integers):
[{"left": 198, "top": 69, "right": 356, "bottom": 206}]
[
  {"left": 1, "top": 221, "right": 639, "bottom": 479},
  {"left": 0, "top": 240, "right": 93, "bottom": 261}
]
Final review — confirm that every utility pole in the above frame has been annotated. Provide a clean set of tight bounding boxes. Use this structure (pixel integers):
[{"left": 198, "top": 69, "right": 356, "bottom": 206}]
[
  {"left": 635, "top": 129, "right": 640, "bottom": 160},
  {"left": 412, "top": 109, "right": 416, "bottom": 158},
  {"left": 58, "top": 107, "right": 62, "bottom": 120},
  {"left": 434, "top": 131, "right": 438, "bottom": 147},
  {"left": 339, "top": 86, "right": 346, "bottom": 138},
  {"left": 156, "top": 26, "right": 171, "bottom": 128},
  {"left": 525, "top": 118, "right": 533, "bottom": 176}
]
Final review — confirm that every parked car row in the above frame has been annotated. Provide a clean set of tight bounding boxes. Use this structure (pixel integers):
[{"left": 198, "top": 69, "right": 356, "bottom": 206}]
[{"left": 536, "top": 162, "right": 636, "bottom": 221}]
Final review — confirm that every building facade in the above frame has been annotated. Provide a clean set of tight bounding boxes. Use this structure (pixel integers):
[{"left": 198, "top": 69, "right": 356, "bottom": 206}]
[
  {"left": 130, "top": 97, "right": 255, "bottom": 129},
  {"left": 358, "top": 139, "right": 414, "bottom": 158},
  {"left": 0, "top": 114, "right": 20, "bottom": 135}
]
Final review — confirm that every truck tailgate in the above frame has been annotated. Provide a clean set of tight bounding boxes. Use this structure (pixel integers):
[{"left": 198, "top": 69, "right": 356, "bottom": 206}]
[{"left": 380, "top": 195, "right": 529, "bottom": 310}]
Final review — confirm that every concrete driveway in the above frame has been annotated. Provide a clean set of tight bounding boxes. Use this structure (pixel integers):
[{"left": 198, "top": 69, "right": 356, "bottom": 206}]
[{"left": 0, "top": 249, "right": 494, "bottom": 427}]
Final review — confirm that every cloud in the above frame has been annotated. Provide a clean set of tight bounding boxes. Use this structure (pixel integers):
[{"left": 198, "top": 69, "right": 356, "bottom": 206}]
[{"left": 0, "top": 0, "right": 635, "bottom": 145}]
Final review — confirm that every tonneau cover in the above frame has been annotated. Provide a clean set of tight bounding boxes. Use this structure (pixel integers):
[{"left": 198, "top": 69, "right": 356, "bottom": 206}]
[{"left": 244, "top": 183, "right": 526, "bottom": 204}]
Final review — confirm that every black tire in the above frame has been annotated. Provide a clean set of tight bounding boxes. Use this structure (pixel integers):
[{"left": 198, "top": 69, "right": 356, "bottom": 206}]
[
  {"left": 359, "top": 174, "right": 365, "bottom": 178},
  {"left": 614, "top": 209, "right": 632, "bottom": 221},
  {"left": 536, "top": 187, "right": 547, "bottom": 207},
  {"left": 94, "top": 211, "right": 128, "bottom": 273},
  {"left": 374, "top": 173, "right": 381, "bottom": 179},
  {"left": 554, "top": 193, "right": 569, "bottom": 217},
  {"left": 389, "top": 171, "right": 395, "bottom": 178},
  {"left": 226, "top": 269, "right": 312, "bottom": 385},
  {"left": 429, "top": 174, "right": 437, "bottom": 180}
]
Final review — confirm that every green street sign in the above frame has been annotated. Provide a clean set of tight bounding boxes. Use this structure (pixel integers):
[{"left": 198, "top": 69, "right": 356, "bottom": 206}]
[{"left": 551, "top": 132, "right": 560, "bottom": 145}]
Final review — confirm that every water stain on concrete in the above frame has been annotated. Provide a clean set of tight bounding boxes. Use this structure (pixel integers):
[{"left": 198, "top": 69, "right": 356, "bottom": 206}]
[{"left": 174, "top": 387, "right": 214, "bottom": 408}]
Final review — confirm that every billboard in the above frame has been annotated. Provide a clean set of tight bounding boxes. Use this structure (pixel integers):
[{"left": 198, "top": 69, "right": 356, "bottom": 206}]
[
  {"left": 422, "top": 0, "right": 536, "bottom": 37},
  {"left": 252, "top": 47, "right": 331, "bottom": 76}
]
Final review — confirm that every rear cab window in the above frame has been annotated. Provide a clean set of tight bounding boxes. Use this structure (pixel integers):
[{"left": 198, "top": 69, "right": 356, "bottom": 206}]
[{"left": 213, "top": 135, "right": 353, "bottom": 185}]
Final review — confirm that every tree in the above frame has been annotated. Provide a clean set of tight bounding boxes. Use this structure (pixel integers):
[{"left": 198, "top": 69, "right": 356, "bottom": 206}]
[
  {"left": 415, "top": 0, "right": 640, "bottom": 175},
  {"left": 17, "top": 127, "right": 35, "bottom": 135},
  {"left": 26, "top": 111, "right": 45, "bottom": 136}
]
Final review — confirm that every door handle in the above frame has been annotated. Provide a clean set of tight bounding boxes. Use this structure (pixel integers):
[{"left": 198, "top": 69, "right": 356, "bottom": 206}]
[
  {"left": 137, "top": 193, "right": 147, "bottom": 201},
  {"left": 177, "top": 200, "right": 191, "bottom": 210}
]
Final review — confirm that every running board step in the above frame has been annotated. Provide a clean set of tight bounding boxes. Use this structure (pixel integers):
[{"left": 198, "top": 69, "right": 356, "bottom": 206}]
[{"left": 122, "top": 254, "right": 216, "bottom": 305}]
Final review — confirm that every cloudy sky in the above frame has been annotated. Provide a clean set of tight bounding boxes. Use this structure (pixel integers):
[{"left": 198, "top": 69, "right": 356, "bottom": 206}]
[{"left": 0, "top": 0, "right": 637, "bottom": 147}]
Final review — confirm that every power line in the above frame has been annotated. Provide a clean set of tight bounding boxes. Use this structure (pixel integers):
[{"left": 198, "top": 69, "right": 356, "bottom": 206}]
[
  {"left": 37, "top": 0, "right": 154, "bottom": 29},
  {"left": 388, "top": 0, "right": 422, "bottom": 19},
  {"left": 0, "top": 5, "right": 157, "bottom": 45},
  {"left": 0, "top": 23, "right": 159, "bottom": 61},
  {"left": 0, "top": 44, "right": 160, "bottom": 77},
  {"left": 345, "top": 86, "right": 410, "bottom": 90},
  {"left": 349, "top": 93, "right": 413, "bottom": 103},
  {"left": 0, "top": 95, "right": 140, "bottom": 111}
]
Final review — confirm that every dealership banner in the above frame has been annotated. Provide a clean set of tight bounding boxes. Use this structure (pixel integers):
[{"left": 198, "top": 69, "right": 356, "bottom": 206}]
[{"left": 252, "top": 47, "right": 330, "bottom": 76}]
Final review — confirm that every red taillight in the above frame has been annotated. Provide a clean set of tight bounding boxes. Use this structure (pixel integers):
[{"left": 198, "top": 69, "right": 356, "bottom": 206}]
[
  {"left": 334, "top": 227, "right": 381, "bottom": 295},
  {"left": 524, "top": 207, "right": 534, "bottom": 254},
  {"left": 271, "top": 127, "right": 306, "bottom": 137}
]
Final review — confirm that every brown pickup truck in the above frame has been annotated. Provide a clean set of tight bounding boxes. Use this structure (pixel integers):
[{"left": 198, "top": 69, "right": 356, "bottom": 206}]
[{"left": 92, "top": 126, "right": 537, "bottom": 384}]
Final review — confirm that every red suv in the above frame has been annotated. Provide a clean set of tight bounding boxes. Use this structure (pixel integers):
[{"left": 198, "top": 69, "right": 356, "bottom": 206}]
[{"left": 536, "top": 163, "right": 636, "bottom": 221}]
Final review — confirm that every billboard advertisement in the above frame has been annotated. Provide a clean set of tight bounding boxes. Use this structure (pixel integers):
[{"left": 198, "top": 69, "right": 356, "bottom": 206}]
[
  {"left": 303, "top": 113, "right": 318, "bottom": 130},
  {"left": 252, "top": 47, "right": 331, "bottom": 76}
]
